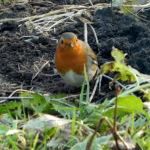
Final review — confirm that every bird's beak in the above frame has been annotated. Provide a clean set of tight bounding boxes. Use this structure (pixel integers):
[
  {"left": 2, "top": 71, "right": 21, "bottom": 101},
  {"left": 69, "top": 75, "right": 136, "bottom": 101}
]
[{"left": 68, "top": 43, "right": 73, "bottom": 47}]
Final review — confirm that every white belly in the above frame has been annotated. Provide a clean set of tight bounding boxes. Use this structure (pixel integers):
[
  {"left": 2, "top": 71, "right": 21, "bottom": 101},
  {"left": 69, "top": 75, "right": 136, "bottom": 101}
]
[{"left": 60, "top": 70, "right": 84, "bottom": 87}]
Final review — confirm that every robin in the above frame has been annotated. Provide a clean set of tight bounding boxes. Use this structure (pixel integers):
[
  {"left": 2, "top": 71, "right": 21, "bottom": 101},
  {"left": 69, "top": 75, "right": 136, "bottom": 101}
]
[{"left": 55, "top": 32, "right": 98, "bottom": 87}]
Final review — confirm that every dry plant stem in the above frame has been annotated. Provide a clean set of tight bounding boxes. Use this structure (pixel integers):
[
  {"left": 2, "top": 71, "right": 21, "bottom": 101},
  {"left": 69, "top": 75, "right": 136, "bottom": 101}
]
[
  {"left": 0, "top": 119, "right": 10, "bottom": 126},
  {"left": 4, "top": 2, "right": 147, "bottom": 24},
  {"left": 113, "top": 84, "right": 129, "bottom": 150},
  {"left": 0, "top": 97, "right": 33, "bottom": 100},
  {"left": 86, "top": 116, "right": 129, "bottom": 150},
  {"left": 50, "top": 99, "right": 75, "bottom": 107},
  {"left": 89, "top": 24, "right": 99, "bottom": 45},
  {"left": 114, "top": 84, "right": 121, "bottom": 133},
  {"left": 48, "top": 13, "right": 75, "bottom": 30},
  {"left": 84, "top": 22, "right": 88, "bottom": 43},
  {"left": 0, "top": 96, "right": 75, "bottom": 107},
  {"left": 9, "top": 89, "right": 35, "bottom": 97},
  {"left": 32, "top": 60, "right": 50, "bottom": 81},
  {"left": 98, "top": 75, "right": 102, "bottom": 93},
  {"left": 3, "top": 92, "right": 87, "bottom": 101},
  {"left": 122, "top": 3, "right": 150, "bottom": 8},
  {"left": 1, "top": 3, "right": 148, "bottom": 23},
  {"left": 0, "top": 9, "right": 67, "bottom": 23},
  {"left": 113, "top": 84, "right": 121, "bottom": 150},
  {"left": 139, "top": 88, "right": 148, "bottom": 95},
  {"left": 89, "top": 76, "right": 100, "bottom": 102},
  {"left": 0, "top": 97, "right": 33, "bottom": 104},
  {"left": 0, "top": 99, "right": 7, "bottom": 104},
  {"left": 122, "top": 6, "right": 150, "bottom": 23},
  {"left": 87, "top": 85, "right": 129, "bottom": 150},
  {"left": 113, "top": 132, "right": 129, "bottom": 150},
  {"left": 86, "top": 117, "right": 113, "bottom": 150},
  {"left": 102, "top": 74, "right": 126, "bottom": 90},
  {"left": 88, "top": 0, "right": 93, "bottom": 6}
]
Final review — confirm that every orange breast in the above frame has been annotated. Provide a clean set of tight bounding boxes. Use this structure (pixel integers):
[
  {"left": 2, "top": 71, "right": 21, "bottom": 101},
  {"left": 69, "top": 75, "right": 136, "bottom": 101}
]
[{"left": 55, "top": 42, "right": 87, "bottom": 75}]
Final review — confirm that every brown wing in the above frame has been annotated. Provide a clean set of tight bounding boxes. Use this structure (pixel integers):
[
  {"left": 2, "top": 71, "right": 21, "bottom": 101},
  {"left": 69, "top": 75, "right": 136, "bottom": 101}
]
[{"left": 78, "top": 40, "right": 98, "bottom": 80}]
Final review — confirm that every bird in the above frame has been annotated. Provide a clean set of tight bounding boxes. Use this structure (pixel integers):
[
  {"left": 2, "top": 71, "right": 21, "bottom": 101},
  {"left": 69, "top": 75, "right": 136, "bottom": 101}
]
[{"left": 55, "top": 32, "right": 98, "bottom": 87}]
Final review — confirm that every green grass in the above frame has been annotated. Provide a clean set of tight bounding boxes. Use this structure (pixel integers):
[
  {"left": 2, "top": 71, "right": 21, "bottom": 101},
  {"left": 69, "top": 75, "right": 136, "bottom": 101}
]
[
  {"left": 1, "top": 49, "right": 150, "bottom": 149},
  {"left": 0, "top": 0, "right": 9, "bottom": 3}
]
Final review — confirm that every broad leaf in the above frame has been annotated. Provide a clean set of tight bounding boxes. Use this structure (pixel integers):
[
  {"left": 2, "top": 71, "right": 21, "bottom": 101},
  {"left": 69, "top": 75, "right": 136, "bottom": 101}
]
[{"left": 118, "top": 95, "right": 144, "bottom": 113}]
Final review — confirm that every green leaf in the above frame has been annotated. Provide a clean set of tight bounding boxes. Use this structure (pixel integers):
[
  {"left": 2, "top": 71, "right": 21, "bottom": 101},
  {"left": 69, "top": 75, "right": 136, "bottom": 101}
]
[
  {"left": 52, "top": 104, "right": 76, "bottom": 119},
  {"left": 118, "top": 95, "right": 144, "bottom": 113},
  {"left": 47, "top": 137, "right": 64, "bottom": 149},
  {"left": 0, "top": 114, "right": 13, "bottom": 133},
  {"left": 19, "top": 92, "right": 33, "bottom": 109},
  {"left": 121, "top": 1, "right": 139, "bottom": 14},
  {"left": 72, "top": 108, "right": 76, "bottom": 137},
  {"left": 111, "top": 47, "right": 125, "bottom": 64},
  {"left": 7, "top": 136, "right": 20, "bottom": 150},
  {"left": 86, "top": 104, "right": 99, "bottom": 113},
  {"left": 84, "top": 100, "right": 111, "bottom": 125},
  {"left": 121, "top": 1, "right": 134, "bottom": 14},
  {"left": 31, "top": 93, "right": 48, "bottom": 113},
  {"left": 0, "top": 101, "right": 22, "bottom": 115},
  {"left": 94, "top": 134, "right": 112, "bottom": 146},
  {"left": 99, "top": 47, "right": 139, "bottom": 84},
  {"left": 143, "top": 89, "right": 150, "bottom": 101},
  {"left": 21, "top": 92, "right": 53, "bottom": 113},
  {"left": 0, "top": 105, "right": 7, "bottom": 114},
  {"left": 48, "top": 94, "right": 78, "bottom": 119},
  {"left": 71, "top": 135, "right": 90, "bottom": 150},
  {"left": 103, "top": 107, "right": 134, "bottom": 118}
]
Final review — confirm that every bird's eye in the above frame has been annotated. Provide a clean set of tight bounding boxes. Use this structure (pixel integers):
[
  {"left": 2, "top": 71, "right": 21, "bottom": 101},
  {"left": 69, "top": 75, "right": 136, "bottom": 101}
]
[{"left": 61, "top": 40, "right": 64, "bottom": 44}]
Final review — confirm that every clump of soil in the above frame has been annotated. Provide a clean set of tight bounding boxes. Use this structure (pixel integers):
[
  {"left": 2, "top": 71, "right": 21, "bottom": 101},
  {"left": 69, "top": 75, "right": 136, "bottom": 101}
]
[{"left": 0, "top": 1, "right": 150, "bottom": 101}]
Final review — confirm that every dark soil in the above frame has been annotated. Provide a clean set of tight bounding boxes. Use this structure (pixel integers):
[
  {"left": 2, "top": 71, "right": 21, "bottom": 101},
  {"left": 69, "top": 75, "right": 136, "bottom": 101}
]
[{"left": 0, "top": 1, "right": 150, "bottom": 101}]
